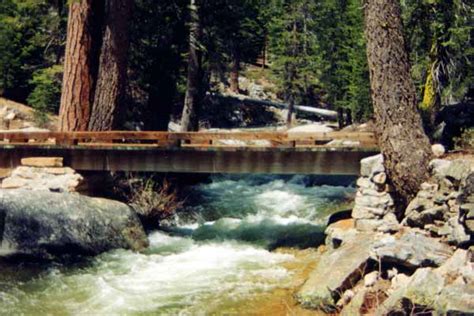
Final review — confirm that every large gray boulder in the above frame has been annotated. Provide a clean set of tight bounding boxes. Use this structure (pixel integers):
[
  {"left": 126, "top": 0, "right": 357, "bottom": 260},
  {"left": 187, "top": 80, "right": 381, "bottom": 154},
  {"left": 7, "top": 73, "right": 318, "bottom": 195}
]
[
  {"left": 0, "top": 190, "right": 148, "bottom": 256},
  {"left": 370, "top": 230, "right": 453, "bottom": 269},
  {"left": 296, "top": 233, "right": 374, "bottom": 311}
]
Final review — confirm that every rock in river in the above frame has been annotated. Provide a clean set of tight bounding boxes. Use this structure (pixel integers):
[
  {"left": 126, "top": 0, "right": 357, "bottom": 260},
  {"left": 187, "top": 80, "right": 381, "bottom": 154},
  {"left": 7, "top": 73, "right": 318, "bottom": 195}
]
[
  {"left": 296, "top": 233, "right": 374, "bottom": 312},
  {"left": 0, "top": 190, "right": 149, "bottom": 256}
]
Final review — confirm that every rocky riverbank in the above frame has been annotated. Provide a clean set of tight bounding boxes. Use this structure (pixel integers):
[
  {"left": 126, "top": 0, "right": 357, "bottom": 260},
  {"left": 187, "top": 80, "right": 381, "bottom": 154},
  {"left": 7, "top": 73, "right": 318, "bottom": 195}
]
[{"left": 297, "top": 153, "right": 474, "bottom": 314}]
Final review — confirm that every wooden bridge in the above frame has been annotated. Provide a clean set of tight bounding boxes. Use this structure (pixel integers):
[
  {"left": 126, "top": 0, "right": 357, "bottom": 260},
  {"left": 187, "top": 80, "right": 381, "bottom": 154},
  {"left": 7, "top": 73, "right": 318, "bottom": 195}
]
[{"left": 0, "top": 131, "right": 379, "bottom": 175}]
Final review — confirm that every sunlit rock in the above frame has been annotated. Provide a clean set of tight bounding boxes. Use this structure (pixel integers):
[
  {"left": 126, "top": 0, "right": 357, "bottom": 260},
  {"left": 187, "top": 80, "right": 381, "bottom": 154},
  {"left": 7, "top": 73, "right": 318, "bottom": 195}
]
[
  {"left": 360, "top": 154, "right": 384, "bottom": 177},
  {"left": 370, "top": 231, "right": 453, "bottom": 269},
  {"left": 1, "top": 165, "right": 83, "bottom": 193},
  {"left": 432, "top": 144, "right": 446, "bottom": 158},
  {"left": 296, "top": 233, "right": 374, "bottom": 312}
]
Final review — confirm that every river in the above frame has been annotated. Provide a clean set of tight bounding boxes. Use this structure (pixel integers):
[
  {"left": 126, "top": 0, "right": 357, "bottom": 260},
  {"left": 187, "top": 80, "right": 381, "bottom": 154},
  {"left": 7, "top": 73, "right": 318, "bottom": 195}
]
[{"left": 0, "top": 175, "right": 355, "bottom": 315}]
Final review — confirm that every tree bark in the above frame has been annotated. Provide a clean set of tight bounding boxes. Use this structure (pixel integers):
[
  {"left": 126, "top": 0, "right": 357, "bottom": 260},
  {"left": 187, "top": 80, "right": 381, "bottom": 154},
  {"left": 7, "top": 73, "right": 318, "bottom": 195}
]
[
  {"left": 261, "top": 33, "right": 267, "bottom": 70},
  {"left": 286, "top": 97, "right": 295, "bottom": 128},
  {"left": 59, "top": 0, "right": 103, "bottom": 131},
  {"left": 180, "top": 0, "right": 202, "bottom": 132},
  {"left": 229, "top": 46, "right": 240, "bottom": 93},
  {"left": 364, "top": 0, "right": 432, "bottom": 205},
  {"left": 286, "top": 19, "right": 298, "bottom": 128},
  {"left": 89, "top": 0, "right": 132, "bottom": 131}
]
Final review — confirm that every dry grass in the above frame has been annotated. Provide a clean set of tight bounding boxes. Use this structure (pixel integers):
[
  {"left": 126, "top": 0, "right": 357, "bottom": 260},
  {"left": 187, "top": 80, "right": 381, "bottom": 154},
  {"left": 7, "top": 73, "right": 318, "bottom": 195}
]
[{"left": 120, "top": 176, "right": 184, "bottom": 225}]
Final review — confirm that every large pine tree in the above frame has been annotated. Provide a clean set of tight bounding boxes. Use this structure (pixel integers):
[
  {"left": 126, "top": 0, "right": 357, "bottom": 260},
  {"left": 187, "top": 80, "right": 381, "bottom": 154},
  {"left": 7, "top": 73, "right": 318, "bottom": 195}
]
[
  {"left": 180, "top": 0, "right": 202, "bottom": 132},
  {"left": 364, "top": 0, "right": 432, "bottom": 205},
  {"left": 59, "top": 0, "right": 102, "bottom": 132},
  {"left": 89, "top": 0, "right": 132, "bottom": 131}
]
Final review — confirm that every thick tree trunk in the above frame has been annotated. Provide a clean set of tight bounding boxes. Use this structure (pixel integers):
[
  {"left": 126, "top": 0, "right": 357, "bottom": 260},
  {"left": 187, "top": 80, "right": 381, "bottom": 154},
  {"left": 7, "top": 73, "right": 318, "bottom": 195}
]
[
  {"left": 180, "top": 0, "right": 202, "bottom": 132},
  {"left": 89, "top": 0, "right": 132, "bottom": 131},
  {"left": 364, "top": 0, "right": 432, "bottom": 205},
  {"left": 59, "top": 0, "right": 102, "bottom": 131}
]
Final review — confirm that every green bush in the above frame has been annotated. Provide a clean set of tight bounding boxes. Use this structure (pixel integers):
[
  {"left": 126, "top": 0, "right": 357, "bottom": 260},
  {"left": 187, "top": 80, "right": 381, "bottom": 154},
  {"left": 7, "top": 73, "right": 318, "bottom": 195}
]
[
  {"left": 27, "top": 65, "right": 63, "bottom": 127},
  {"left": 454, "top": 128, "right": 474, "bottom": 150}
]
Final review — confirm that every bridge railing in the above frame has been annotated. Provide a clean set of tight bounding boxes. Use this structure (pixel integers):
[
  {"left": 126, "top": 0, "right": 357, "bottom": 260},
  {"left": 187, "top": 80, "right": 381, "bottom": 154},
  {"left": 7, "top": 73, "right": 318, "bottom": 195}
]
[{"left": 0, "top": 131, "right": 377, "bottom": 149}]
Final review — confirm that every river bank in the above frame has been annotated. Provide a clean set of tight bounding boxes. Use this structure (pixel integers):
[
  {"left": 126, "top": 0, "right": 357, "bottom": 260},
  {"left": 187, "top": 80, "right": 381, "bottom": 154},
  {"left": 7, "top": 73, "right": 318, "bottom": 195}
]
[{"left": 297, "top": 153, "right": 474, "bottom": 314}]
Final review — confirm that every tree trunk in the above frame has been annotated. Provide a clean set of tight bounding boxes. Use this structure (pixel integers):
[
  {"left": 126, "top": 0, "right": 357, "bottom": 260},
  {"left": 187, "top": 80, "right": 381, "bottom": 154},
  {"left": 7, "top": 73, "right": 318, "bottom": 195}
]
[
  {"left": 345, "top": 108, "right": 353, "bottom": 127},
  {"left": 337, "top": 108, "right": 344, "bottom": 129},
  {"left": 261, "top": 33, "right": 267, "bottom": 70},
  {"left": 229, "top": 50, "right": 240, "bottom": 94},
  {"left": 89, "top": 0, "right": 132, "bottom": 131},
  {"left": 286, "top": 19, "right": 298, "bottom": 128},
  {"left": 364, "top": 0, "right": 432, "bottom": 205},
  {"left": 59, "top": 0, "right": 103, "bottom": 131},
  {"left": 180, "top": 0, "right": 202, "bottom": 132},
  {"left": 286, "top": 97, "right": 295, "bottom": 128}
]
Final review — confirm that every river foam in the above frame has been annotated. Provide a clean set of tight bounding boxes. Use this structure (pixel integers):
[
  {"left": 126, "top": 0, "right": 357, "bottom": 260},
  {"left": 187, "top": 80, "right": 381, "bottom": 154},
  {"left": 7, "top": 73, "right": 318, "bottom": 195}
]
[{"left": 0, "top": 174, "right": 354, "bottom": 315}]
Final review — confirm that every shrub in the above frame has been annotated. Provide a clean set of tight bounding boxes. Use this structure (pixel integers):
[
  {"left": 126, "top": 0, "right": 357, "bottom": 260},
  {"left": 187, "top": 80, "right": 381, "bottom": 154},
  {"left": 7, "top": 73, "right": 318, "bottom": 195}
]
[
  {"left": 117, "top": 175, "right": 184, "bottom": 228},
  {"left": 27, "top": 65, "right": 63, "bottom": 127},
  {"left": 454, "top": 128, "right": 474, "bottom": 150}
]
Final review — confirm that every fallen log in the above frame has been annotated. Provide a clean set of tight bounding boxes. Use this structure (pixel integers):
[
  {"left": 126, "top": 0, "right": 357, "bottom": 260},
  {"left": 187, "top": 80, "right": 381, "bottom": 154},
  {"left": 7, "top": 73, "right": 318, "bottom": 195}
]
[{"left": 215, "top": 94, "right": 338, "bottom": 120}]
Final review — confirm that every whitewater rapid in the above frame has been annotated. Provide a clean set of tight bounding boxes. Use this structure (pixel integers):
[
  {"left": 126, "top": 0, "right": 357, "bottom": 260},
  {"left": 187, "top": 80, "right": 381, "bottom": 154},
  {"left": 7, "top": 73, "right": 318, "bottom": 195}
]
[{"left": 0, "top": 175, "right": 354, "bottom": 315}]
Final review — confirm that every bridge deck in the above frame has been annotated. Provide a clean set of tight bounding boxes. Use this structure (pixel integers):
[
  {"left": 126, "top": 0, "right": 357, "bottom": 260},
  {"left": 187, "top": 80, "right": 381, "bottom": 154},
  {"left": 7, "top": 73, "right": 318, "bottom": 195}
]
[{"left": 0, "top": 131, "right": 378, "bottom": 175}]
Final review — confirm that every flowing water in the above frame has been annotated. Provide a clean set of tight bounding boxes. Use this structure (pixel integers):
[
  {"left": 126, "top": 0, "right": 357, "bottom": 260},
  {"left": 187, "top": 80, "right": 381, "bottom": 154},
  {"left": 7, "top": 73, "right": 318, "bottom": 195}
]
[{"left": 0, "top": 175, "right": 355, "bottom": 315}]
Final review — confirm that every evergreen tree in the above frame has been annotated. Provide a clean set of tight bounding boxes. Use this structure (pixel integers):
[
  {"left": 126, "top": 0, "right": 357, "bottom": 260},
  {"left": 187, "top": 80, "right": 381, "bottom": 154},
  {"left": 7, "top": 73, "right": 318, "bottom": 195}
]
[
  {"left": 201, "top": 0, "right": 268, "bottom": 92},
  {"left": 180, "top": 0, "right": 203, "bottom": 131},
  {"left": 268, "top": 0, "right": 372, "bottom": 122},
  {"left": 269, "top": 0, "right": 323, "bottom": 108},
  {"left": 341, "top": 0, "right": 372, "bottom": 121},
  {"left": 0, "top": 0, "right": 66, "bottom": 102},
  {"left": 1, "top": 0, "right": 470, "bottom": 133},
  {"left": 402, "top": 0, "right": 473, "bottom": 106}
]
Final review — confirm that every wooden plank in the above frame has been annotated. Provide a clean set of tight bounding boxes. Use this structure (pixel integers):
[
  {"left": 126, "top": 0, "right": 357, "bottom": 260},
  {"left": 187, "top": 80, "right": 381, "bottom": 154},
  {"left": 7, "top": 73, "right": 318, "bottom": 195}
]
[
  {"left": 287, "top": 131, "right": 374, "bottom": 140},
  {"left": 78, "top": 143, "right": 163, "bottom": 148},
  {"left": 168, "top": 132, "right": 288, "bottom": 141},
  {"left": 0, "top": 131, "right": 378, "bottom": 149}
]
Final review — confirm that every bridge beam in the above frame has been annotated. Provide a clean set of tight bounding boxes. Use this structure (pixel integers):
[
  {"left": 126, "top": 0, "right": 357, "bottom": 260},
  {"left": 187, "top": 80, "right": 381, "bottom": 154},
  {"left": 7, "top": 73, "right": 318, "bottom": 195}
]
[{"left": 0, "top": 146, "right": 378, "bottom": 175}]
